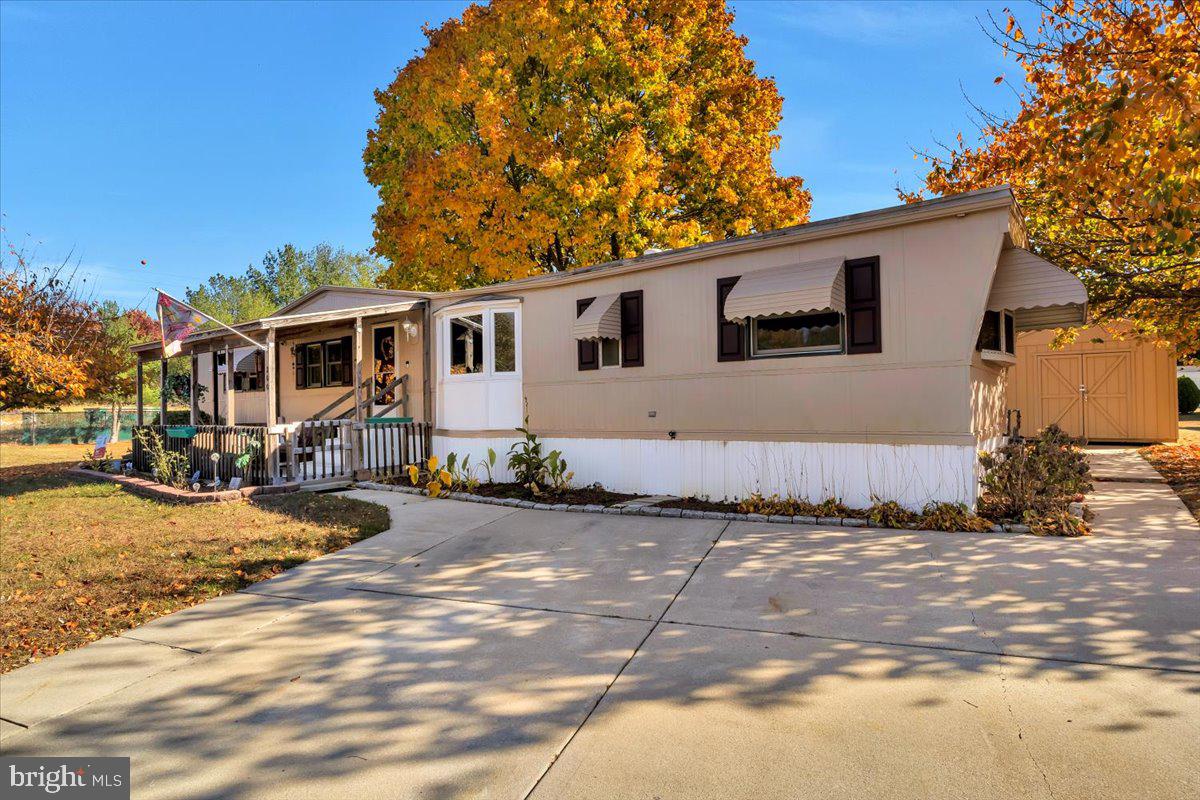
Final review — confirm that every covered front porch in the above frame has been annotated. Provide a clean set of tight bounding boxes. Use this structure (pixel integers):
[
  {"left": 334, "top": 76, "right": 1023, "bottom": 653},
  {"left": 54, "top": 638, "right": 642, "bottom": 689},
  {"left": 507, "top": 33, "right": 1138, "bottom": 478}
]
[{"left": 129, "top": 290, "right": 433, "bottom": 487}]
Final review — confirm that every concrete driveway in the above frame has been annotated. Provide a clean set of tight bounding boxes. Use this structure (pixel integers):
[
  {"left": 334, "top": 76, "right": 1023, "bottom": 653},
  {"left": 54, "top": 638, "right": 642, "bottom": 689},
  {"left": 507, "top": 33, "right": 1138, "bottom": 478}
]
[{"left": 2, "top": 488, "right": 1197, "bottom": 800}]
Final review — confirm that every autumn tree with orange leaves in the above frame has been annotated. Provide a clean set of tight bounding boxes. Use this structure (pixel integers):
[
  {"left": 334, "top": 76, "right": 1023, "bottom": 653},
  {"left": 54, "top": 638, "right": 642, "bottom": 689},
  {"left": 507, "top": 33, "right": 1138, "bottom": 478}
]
[
  {"left": 908, "top": 0, "right": 1199, "bottom": 353},
  {"left": 364, "top": 0, "right": 810, "bottom": 290},
  {"left": 0, "top": 236, "right": 106, "bottom": 412}
]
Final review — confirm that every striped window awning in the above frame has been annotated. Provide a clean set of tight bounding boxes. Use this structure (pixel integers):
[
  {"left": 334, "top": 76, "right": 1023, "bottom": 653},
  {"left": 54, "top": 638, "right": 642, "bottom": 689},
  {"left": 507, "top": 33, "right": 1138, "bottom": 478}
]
[
  {"left": 723, "top": 257, "right": 845, "bottom": 321},
  {"left": 572, "top": 293, "right": 622, "bottom": 340},
  {"left": 988, "top": 247, "right": 1087, "bottom": 330}
]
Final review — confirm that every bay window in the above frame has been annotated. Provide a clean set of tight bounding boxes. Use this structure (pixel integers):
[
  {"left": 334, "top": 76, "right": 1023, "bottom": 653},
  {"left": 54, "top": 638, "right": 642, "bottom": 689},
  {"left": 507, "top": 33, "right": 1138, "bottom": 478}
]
[{"left": 441, "top": 303, "right": 522, "bottom": 380}]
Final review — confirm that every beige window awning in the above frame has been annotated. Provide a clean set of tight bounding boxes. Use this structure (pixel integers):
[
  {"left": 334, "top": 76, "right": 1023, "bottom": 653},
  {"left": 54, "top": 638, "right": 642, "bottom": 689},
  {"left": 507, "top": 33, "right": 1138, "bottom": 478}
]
[
  {"left": 572, "top": 293, "right": 622, "bottom": 340},
  {"left": 988, "top": 247, "right": 1087, "bottom": 331},
  {"left": 723, "top": 257, "right": 845, "bottom": 321},
  {"left": 234, "top": 351, "right": 261, "bottom": 373}
]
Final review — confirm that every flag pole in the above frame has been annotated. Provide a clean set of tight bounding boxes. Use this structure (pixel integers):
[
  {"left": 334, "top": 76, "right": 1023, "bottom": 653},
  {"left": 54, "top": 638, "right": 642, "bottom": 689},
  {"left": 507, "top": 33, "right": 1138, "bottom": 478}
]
[{"left": 154, "top": 288, "right": 266, "bottom": 351}]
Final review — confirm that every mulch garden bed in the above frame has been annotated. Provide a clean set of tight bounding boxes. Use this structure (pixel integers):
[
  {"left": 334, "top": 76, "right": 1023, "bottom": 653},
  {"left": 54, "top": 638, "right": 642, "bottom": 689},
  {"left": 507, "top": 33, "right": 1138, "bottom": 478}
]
[
  {"left": 442, "top": 481, "right": 639, "bottom": 507},
  {"left": 655, "top": 497, "right": 740, "bottom": 513}
]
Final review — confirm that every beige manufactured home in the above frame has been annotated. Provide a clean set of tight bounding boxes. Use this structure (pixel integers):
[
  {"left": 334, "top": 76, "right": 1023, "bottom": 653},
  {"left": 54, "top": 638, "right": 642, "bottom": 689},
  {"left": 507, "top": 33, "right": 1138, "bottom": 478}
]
[{"left": 132, "top": 186, "right": 1088, "bottom": 508}]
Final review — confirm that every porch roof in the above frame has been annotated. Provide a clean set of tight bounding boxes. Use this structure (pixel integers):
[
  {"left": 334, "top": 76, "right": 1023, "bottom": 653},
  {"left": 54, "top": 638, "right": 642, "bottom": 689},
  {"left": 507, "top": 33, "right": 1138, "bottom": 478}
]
[{"left": 131, "top": 298, "right": 426, "bottom": 357}]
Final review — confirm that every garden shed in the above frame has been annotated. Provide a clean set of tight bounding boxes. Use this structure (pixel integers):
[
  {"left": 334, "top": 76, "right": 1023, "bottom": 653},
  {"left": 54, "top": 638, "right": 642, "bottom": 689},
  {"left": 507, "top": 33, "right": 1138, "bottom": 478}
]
[{"left": 1007, "top": 325, "right": 1178, "bottom": 443}]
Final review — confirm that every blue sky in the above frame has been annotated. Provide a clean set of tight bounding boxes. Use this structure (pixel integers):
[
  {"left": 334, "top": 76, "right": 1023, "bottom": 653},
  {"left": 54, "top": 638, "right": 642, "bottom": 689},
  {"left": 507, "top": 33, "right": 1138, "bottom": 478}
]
[{"left": 0, "top": 0, "right": 1018, "bottom": 310}]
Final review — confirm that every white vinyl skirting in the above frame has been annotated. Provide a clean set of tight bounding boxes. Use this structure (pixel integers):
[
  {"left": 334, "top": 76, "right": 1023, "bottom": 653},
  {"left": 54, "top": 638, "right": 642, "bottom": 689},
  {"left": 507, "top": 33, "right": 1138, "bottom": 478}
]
[{"left": 433, "top": 435, "right": 989, "bottom": 510}]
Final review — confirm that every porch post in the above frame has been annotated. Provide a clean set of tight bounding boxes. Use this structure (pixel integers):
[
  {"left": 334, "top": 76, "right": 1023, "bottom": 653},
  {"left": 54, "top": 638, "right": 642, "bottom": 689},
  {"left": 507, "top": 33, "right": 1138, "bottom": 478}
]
[
  {"left": 135, "top": 358, "right": 144, "bottom": 426},
  {"left": 265, "top": 329, "right": 280, "bottom": 482},
  {"left": 189, "top": 353, "right": 199, "bottom": 425},
  {"left": 210, "top": 349, "right": 220, "bottom": 424},
  {"left": 353, "top": 318, "right": 364, "bottom": 423},
  {"left": 351, "top": 317, "right": 366, "bottom": 479},
  {"left": 158, "top": 357, "right": 168, "bottom": 426},
  {"left": 265, "top": 329, "right": 278, "bottom": 424},
  {"left": 224, "top": 342, "right": 236, "bottom": 426}
]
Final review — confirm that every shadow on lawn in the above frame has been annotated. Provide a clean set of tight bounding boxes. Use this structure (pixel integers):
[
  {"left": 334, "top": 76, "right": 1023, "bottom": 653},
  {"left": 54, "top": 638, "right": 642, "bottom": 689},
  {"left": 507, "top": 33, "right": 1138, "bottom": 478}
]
[{"left": 4, "top": 498, "right": 1198, "bottom": 798}]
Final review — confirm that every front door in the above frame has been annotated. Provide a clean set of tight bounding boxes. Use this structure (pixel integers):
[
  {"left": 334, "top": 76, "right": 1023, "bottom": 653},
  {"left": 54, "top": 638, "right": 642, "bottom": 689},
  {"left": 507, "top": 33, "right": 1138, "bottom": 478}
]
[{"left": 372, "top": 324, "right": 398, "bottom": 415}]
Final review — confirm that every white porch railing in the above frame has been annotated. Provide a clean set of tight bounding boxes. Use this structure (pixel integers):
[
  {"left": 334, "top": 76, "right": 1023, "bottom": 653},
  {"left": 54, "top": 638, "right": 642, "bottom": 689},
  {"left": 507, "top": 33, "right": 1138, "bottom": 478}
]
[{"left": 269, "top": 419, "right": 431, "bottom": 485}]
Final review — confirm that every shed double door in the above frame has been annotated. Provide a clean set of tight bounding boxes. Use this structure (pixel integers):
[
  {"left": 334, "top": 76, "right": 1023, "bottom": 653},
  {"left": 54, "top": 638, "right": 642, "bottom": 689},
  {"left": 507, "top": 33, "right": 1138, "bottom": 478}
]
[{"left": 1036, "top": 351, "right": 1131, "bottom": 441}]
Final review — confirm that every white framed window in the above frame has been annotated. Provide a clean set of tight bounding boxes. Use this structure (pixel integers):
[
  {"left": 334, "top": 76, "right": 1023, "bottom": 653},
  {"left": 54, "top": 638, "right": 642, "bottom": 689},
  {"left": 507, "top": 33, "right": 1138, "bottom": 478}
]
[
  {"left": 750, "top": 311, "right": 843, "bottom": 357},
  {"left": 599, "top": 337, "right": 620, "bottom": 368},
  {"left": 439, "top": 302, "right": 522, "bottom": 381}
]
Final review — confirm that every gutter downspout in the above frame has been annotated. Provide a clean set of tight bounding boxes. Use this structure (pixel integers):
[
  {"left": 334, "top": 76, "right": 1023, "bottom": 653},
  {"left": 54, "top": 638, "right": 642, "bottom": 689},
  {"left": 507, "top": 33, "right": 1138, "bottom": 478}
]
[{"left": 423, "top": 302, "right": 434, "bottom": 431}]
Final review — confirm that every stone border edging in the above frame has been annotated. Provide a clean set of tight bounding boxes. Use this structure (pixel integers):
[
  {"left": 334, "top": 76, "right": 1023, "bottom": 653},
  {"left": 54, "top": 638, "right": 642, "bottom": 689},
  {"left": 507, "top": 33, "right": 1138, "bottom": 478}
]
[
  {"left": 67, "top": 466, "right": 298, "bottom": 504},
  {"left": 353, "top": 480, "right": 1036, "bottom": 534}
]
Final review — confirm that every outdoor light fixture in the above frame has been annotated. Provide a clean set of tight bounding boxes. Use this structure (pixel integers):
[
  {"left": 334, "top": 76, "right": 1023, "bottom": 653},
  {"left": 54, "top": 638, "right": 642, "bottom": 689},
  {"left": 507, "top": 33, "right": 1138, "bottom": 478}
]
[{"left": 402, "top": 321, "right": 419, "bottom": 341}]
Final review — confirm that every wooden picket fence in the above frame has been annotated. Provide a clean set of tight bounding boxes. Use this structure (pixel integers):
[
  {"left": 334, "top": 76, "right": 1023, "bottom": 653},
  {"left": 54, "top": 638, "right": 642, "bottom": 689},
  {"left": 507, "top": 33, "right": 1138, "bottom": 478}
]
[
  {"left": 130, "top": 420, "right": 431, "bottom": 487},
  {"left": 131, "top": 425, "right": 268, "bottom": 486}
]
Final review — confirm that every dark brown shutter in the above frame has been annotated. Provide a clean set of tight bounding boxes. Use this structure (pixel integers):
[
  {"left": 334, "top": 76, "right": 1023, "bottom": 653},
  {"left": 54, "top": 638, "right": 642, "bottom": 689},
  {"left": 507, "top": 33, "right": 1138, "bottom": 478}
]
[
  {"left": 1003, "top": 312, "right": 1015, "bottom": 355},
  {"left": 294, "top": 345, "right": 306, "bottom": 389},
  {"left": 340, "top": 335, "right": 353, "bottom": 386},
  {"left": 576, "top": 298, "right": 598, "bottom": 371},
  {"left": 845, "top": 256, "right": 882, "bottom": 354},
  {"left": 716, "top": 277, "right": 746, "bottom": 361},
  {"left": 620, "top": 290, "right": 643, "bottom": 367}
]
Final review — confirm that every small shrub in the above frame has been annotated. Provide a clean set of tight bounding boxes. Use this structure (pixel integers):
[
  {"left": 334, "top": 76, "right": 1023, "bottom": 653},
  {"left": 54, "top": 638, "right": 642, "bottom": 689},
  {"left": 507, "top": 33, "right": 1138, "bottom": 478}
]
[
  {"left": 529, "top": 449, "right": 573, "bottom": 497},
  {"left": 814, "top": 497, "right": 853, "bottom": 518},
  {"left": 737, "top": 493, "right": 821, "bottom": 517},
  {"left": 918, "top": 502, "right": 992, "bottom": 533},
  {"left": 1179, "top": 376, "right": 1200, "bottom": 414},
  {"left": 507, "top": 422, "right": 548, "bottom": 486},
  {"left": 134, "top": 428, "right": 188, "bottom": 488},
  {"left": 978, "top": 425, "right": 1091, "bottom": 520},
  {"left": 234, "top": 438, "right": 261, "bottom": 472},
  {"left": 444, "top": 452, "right": 480, "bottom": 492},
  {"left": 506, "top": 420, "right": 572, "bottom": 496},
  {"left": 866, "top": 500, "right": 918, "bottom": 528},
  {"left": 80, "top": 448, "right": 111, "bottom": 472}
]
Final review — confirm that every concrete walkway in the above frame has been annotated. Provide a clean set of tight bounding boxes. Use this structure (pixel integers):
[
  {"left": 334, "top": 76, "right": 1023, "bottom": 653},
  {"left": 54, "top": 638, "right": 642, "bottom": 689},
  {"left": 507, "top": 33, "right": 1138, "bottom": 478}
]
[
  {"left": 2, "top": 486, "right": 1197, "bottom": 799},
  {"left": 1085, "top": 446, "right": 1199, "bottom": 541},
  {"left": 1085, "top": 444, "right": 1167, "bottom": 482}
]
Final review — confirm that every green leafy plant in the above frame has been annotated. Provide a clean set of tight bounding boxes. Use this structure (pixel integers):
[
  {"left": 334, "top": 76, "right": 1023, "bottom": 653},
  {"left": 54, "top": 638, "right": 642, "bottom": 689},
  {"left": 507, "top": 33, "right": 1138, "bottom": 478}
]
[
  {"left": 529, "top": 449, "right": 573, "bottom": 497},
  {"left": 480, "top": 447, "right": 498, "bottom": 483},
  {"left": 978, "top": 425, "right": 1092, "bottom": 520},
  {"left": 1179, "top": 376, "right": 1200, "bottom": 414},
  {"left": 507, "top": 421, "right": 549, "bottom": 486},
  {"left": 918, "top": 502, "right": 992, "bottom": 533},
  {"left": 234, "top": 438, "right": 262, "bottom": 472},
  {"left": 134, "top": 427, "right": 188, "bottom": 489},
  {"left": 445, "top": 452, "right": 479, "bottom": 492},
  {"left": 80, "top": 446, "right": 113, "bottom": 472}
]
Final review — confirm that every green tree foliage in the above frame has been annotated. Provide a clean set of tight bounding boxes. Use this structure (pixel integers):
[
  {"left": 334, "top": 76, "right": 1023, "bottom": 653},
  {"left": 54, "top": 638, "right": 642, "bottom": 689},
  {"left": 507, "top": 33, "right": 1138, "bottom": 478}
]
[
  {"left": 1180, "top": 376, "right": 1200, "bottom": 414},
  {"left": 186, "top": 243, "right": 382, "bottom": 324}
]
